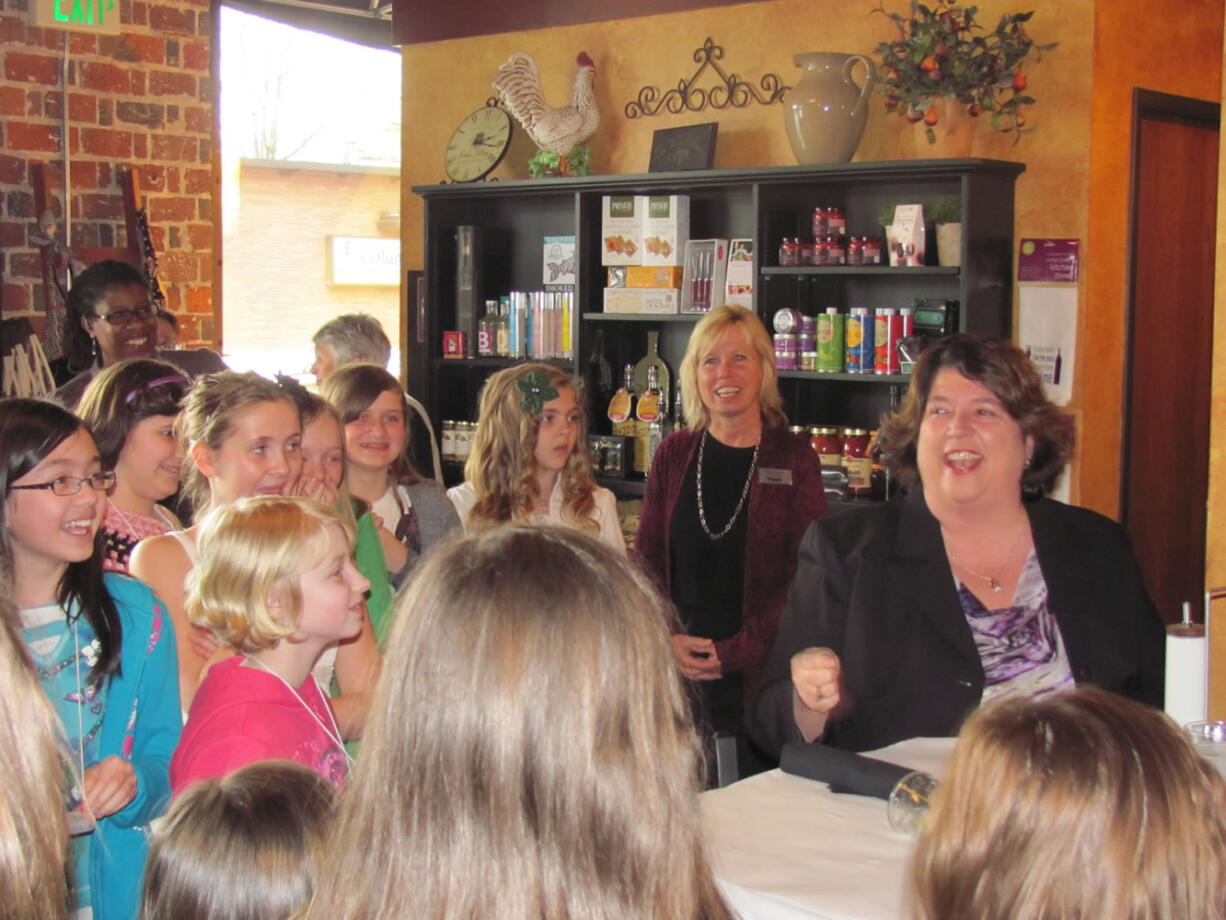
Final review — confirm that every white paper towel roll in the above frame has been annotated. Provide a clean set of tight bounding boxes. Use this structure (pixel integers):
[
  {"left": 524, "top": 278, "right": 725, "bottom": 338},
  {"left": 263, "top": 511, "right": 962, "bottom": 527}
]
[{"left": 1165, "top": 623, "right": 1207, "bottom": 728}]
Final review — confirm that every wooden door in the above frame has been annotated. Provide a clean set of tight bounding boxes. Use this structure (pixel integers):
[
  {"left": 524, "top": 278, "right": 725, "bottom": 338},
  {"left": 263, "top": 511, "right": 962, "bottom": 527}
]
[{"left": 1122, "top": 90, "right": 1220, "bottom": 624}]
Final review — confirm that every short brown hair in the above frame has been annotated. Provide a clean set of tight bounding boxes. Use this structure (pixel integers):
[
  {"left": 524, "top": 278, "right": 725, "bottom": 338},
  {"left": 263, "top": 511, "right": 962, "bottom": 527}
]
[
  {"left": 140, "top": 760, "right": 335, "bottom": 920},
  {"left": 876, "top": 334, "right": 1072, "bottom": 496},
  {"left": 911, "top": 688, "right": 1226, "bottom": 920}
]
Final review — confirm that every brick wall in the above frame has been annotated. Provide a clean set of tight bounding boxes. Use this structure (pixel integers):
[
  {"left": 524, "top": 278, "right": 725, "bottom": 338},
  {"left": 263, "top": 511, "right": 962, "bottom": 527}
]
[{"left": 0, "top": 0, "right": 215, "bottom": 349}]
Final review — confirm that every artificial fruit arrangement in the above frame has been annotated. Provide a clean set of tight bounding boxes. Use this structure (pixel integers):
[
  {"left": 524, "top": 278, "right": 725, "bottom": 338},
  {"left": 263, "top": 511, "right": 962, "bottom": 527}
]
[{"left": 875, "top": 1, "right": 1056, "bottom": 144}]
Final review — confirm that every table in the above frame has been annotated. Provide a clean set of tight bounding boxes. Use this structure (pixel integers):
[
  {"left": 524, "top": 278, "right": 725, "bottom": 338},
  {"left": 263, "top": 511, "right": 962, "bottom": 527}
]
[{"left": 700, "top": 737, "right": 956, "bottom": 920}]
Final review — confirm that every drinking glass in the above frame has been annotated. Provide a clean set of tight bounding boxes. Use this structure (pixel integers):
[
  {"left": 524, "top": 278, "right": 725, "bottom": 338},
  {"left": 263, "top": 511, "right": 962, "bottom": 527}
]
[
  {"left": 1185, "top": 721, "right": 1226, "bottom": 781},
  {"left": 887, "top": 770, "right": 938, "bottom": 835}
]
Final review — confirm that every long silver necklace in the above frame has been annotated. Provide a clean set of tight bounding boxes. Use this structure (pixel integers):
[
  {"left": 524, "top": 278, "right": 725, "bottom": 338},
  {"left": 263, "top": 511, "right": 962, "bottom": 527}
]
[
  {"left": 696, "top": 429, "right": 759, "bottom": 541},
  {"left": 945, "top": 520, "right": 1028, "bottom": 593},
  {"left": 244, "top": 655, "right": 353, "bottom": 767}
]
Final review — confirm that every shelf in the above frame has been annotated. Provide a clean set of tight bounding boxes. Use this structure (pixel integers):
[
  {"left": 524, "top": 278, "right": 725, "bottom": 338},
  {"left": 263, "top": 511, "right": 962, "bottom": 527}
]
[
  {"left": 432, "top": 356, "right": 574, "bottom": 370},
  {"left": 583, "top": 312, "right": 701, "bottom": 323},
  {"left": 778, "top": 370, "right": 912, "bottom": 385},
  {"left": 761, "top": 266, "right": 960, "bottom": 277}
]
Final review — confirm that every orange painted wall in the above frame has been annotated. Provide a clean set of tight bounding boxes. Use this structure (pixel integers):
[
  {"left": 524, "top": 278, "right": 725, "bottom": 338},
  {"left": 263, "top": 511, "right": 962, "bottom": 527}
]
[
  {"left": 1081, "top": 0, "right": 1223, "bottom": 517},
  {"left": 400, "top": 0, "right": 1221, "bottom": 515},
  {"left": 1206, "top": 17, "right": 1226, "bottom": 719}
]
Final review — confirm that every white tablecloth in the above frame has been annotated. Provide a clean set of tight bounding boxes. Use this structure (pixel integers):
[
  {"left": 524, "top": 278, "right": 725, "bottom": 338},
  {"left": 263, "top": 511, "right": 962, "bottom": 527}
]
[{"left": 701, "top": 737, "right": 957, "bottom": 920}]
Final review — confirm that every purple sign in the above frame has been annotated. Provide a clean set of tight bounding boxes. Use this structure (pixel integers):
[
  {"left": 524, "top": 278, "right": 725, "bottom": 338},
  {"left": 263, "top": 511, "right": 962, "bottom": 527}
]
[{"left": 1018, "top": 239, "right": 1080, "bottom": 283}]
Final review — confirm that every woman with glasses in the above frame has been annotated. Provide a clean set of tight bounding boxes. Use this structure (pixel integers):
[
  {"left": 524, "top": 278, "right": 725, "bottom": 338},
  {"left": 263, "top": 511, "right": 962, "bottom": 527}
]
[
  {"left": 0, "top": 397, "right": 181, "bottom": 920},
  {"left": 53, "top": 260, "right": 226, "bottom": 408}
]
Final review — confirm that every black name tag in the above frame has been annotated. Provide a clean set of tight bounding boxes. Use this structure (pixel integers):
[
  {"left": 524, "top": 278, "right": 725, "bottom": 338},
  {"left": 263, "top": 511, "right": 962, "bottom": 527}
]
[{"left": 758, "top": 467, "right": 793, "bottom": 485}]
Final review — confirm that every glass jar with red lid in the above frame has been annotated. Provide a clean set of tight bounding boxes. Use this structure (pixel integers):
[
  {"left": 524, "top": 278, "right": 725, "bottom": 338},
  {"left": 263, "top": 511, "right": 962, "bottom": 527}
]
[
  {"left": 810, "top": 426, "right": 842, "bottom": 467},
  {"left": 842, "top": 427, "right": 872, "bottom": 498}
]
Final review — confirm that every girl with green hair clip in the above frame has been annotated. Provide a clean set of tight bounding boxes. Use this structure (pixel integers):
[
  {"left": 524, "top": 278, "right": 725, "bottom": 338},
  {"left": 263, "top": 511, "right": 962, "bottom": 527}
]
[{"left": 447, "top": 362, "right": 624, "bottom": 553}]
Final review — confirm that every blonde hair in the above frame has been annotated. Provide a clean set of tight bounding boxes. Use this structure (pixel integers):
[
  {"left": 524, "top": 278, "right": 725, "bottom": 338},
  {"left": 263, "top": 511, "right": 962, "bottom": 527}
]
[
  {"left": 178, "top": 372, "right": 301, "bottom": 516},
  {"left": 464, "top": 363, "right": 597, "bottom": 533},
  {"left": 0, "top": 575, "right": 70, "bottom": 920},
  {"left": 301, "top": 525, "right": 732, "bottom": 920},
  {"left": 679, "top": 304, "right": 786, "bottom": 430},
  {"left": 911, "top": 687, "right": 1226, "bottom": 920},
  {"left": 185, "top": 497, "right": 354, "bottom": 653},
  {"left": 140, "top": 760, "right": 335, "bottom": 920}
]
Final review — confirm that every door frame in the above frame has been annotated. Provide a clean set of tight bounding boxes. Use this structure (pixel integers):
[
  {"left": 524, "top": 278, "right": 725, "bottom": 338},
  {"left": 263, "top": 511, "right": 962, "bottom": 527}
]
[{"left": 1119, "top": 88, "right": 1220, "bottom": 524}]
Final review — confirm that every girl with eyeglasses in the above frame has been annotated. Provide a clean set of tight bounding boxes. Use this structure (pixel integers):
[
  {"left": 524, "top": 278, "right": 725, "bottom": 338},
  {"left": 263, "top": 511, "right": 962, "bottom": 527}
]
[
  {"left": 54, "top": 260, "right": 226, "bottom": 409},
  {"left": 0, "top": 397, "right": 181, "bottom": 920},
  {"left": 77, "top": 358, "right": 191, "bottom": 574}
]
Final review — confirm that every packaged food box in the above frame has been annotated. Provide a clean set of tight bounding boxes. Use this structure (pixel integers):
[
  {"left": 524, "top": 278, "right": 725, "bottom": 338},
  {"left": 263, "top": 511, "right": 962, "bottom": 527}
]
[
  {"left": 724, "top": 238, "right": 755, "bottom": 308},
  {"left": 542, "top": 235, "right": 576, "bottom": 290},
  {"left": 641, "top": 194, "right": 689, "bottom": 267},
  {"left": 601, "top": 195, "right": 644, "bottom": 266},
  {"left": 602, "top": 288, "right": 681, "bottom": 315}
]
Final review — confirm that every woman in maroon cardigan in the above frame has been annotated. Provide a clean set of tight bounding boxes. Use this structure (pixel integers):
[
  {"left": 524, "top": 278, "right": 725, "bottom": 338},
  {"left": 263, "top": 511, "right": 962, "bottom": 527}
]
[{"left": 635, "top": 305, "right": 827, "bottom": 778}]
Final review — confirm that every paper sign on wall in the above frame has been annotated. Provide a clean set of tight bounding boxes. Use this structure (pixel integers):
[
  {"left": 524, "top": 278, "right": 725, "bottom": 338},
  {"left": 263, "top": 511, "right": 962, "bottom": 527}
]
[{"left": 1017, "top": 238, "right": 1079, "bottom": 408}]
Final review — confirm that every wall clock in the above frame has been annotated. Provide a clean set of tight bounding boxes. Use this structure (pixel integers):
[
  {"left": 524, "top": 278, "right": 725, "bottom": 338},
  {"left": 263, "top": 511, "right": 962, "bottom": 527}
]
[{"left": 444, "top": 102, "right": 513, "bottom": 183}]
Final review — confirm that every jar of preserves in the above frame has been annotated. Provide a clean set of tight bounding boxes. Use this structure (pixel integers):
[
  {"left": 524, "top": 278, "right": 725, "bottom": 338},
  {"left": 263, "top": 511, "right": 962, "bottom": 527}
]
[
  {"left": 779, "top": 237, "right": 800, "bottom": 266},
  {"left": 454, "top": 421, "right": 474, "bottom": 461},
  {"left": 847, "top": 236, "right": 865, "bottom": 266},
  {"left": 863, "top": 236, "right": 882, "bottom": 265},
  {"left": 825, "top": 234, "right": 845, "bottom": 265},
  {"left": 810, "top": 426, "right": 842, "bottom": 467},
  {"left": 441, "top": 420, "right": 457, "bottom": 462},
  {"left": 826, "top": 206, "right": 846, "bottom": 237},
  {"left": 799, "top": 239, "right": 814, "bottom": 265},
  {"left": 812, "top": 205, "right": 830, "bottom": 239},
  {"left": 842, "top": 427, "right": 872, "bottom": 498},
  {"left": 788, "top": 425, "right": 808, "bottom": 444},
  {"left": 812, "top": 236, "right": 830, "bottom": 266}
]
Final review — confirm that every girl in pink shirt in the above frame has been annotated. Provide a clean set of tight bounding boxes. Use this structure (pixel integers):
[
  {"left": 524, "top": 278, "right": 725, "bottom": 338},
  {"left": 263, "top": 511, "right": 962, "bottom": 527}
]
[{"left": 170, "top": 496, "right": 369, "bottom": 795}]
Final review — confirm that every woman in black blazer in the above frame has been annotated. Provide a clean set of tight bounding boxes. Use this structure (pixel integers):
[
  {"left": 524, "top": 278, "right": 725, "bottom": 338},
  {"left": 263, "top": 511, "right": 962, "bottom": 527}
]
[{"left": 751, "top": 335, "right": 1165, "bottom": 754}]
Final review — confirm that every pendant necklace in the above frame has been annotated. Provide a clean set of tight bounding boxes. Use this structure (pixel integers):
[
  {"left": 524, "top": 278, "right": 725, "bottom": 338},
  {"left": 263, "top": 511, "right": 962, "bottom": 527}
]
[
  {"left": 244, "top": 655, "right": 353, "bottom": 767},
  {"left": 945, "top": 520, "right": 1028, "bottom": 594},
  {"left": 696, "top": 429, "right": 759, "bottom": 541}
]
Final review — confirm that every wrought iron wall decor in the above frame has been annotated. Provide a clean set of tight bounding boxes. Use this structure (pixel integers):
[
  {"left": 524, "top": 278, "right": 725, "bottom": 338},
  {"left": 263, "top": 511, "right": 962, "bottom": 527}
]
[{"left": 624, "top": 37, "right": 789, "bottom": 119}]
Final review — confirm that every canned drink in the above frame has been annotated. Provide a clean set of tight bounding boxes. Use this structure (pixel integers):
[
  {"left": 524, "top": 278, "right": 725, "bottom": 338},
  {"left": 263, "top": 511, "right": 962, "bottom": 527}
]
[
  {"left": 874, "top": 308, "right": 902, "bottom": 375},
  {"left": 846, "top": 308, "right": 871, "bottom": 373},
  {"left": 817, "top": 308, "right": 844, "bottom": 372}
]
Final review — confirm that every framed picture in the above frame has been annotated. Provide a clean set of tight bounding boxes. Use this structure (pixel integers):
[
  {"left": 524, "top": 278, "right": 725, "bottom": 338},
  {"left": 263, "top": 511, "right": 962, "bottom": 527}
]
[{"left": 648, "top": 122, "right": 718, "bottom": 173}]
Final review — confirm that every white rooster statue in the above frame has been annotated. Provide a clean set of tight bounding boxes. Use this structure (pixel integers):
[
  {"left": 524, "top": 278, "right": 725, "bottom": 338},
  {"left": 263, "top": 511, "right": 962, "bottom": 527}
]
[{"left": 492, "top": 51, "right": 598, "bottom": 177}]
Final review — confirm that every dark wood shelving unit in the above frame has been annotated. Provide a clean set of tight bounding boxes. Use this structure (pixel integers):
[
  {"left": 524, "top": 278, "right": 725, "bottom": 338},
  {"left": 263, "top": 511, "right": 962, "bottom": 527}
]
[{"left": 410, "top": 158, "right": 1023, "bottom": 448}]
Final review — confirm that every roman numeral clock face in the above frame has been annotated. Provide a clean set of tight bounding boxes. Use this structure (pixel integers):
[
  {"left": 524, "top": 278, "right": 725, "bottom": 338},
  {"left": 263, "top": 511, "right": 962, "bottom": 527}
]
[{"left": 445, "top": 106, "right": 513, "bottom": 183}]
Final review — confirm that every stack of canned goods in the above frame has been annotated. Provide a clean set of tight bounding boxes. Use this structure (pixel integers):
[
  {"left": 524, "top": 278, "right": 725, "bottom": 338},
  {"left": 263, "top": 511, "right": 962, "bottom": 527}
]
[
  {"left": 440, "top": 420, "right": 477, "bottom": 463},
  {"left": 774, "top": 306, "right": 913, "bottom": 374}
]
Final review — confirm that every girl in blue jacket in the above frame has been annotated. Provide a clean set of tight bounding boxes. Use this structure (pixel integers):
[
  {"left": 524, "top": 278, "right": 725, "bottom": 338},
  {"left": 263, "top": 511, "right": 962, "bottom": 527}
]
[{"left": 0, "top": 397, "right": 181, "bottom": 920}]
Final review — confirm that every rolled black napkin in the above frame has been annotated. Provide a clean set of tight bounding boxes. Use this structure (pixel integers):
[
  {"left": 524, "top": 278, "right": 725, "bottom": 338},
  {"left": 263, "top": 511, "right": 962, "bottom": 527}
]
[{"left": 779, "top": 742, "right": 912, "bottom": 799}]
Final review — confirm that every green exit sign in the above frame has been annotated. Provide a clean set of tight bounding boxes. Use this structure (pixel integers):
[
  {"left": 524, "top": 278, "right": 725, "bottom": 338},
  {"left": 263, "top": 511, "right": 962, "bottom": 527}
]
[{"left": 31, "top": 0, "right": 121, "bottom": 34}]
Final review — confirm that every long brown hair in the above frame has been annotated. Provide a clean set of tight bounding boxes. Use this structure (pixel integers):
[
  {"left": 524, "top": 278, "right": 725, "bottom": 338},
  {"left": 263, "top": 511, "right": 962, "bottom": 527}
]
[
  {"left": 301, "top": 526, "right": 732, "bottom": 920},
  {"left": 911, "top": 687, "right": 1226, "bottom": 920},
  {"left": 464, "top": 363, "right": 597, "bottom": 533},
  {"left": 319, "top": 363, "right": 423, "bottom": 487}
]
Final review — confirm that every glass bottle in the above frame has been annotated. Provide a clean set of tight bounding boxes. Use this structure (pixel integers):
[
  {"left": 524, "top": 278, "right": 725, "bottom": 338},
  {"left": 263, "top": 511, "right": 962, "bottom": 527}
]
[
  {"left": 477, "top": 299, "right": 499, "bottom": 357},
  {"left": 633, "top": 330, "right": 671, "bottom": 418},
  {"left": 608, "top": 363, "right": 636, "bottom": 424},
  {"left": 495, "top": 297, "right": 510, "bottom": 357}
]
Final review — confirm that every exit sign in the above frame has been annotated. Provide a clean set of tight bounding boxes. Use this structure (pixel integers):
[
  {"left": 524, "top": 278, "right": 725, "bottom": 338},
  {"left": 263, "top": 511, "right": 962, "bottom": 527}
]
[{"left": 31, "top": 0, "right": 121, "bottom": 34}]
